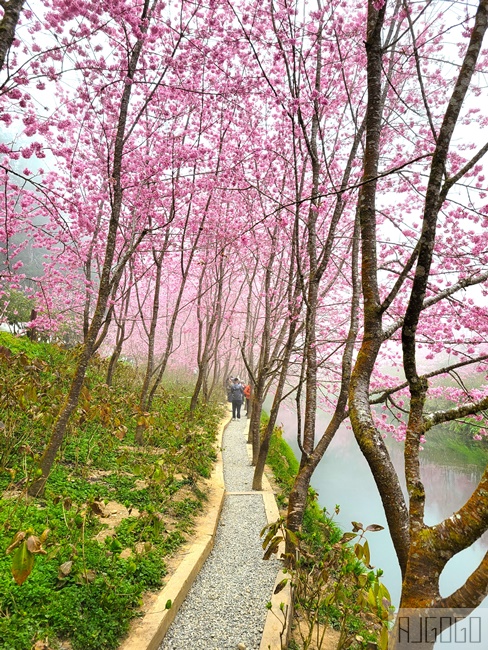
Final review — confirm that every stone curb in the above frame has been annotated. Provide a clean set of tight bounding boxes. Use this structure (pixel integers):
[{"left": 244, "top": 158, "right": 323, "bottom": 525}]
[
  {"left": 259, "top": 474, "right": 293, "bottom": 650},
  {"left": 245, "top": 426, "right": 293, "bottom": 650},
  {"left": 118, "top": 414, "right": 227, "bottom": 650}
]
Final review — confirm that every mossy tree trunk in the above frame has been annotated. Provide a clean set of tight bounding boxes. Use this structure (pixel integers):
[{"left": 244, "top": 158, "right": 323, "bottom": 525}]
[{"left": 350, "top": 0, "right": 488, "bottom": 620}]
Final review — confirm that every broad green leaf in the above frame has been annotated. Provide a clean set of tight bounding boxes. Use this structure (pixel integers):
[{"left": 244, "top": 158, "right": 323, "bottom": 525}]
[
  {"left": 380, "top": 626, "right": 390, "bottom": 650},
  {"left": 354, "top": 543, "right": 363, "bottom": 560},
  {"left": 286, "top": 529, "right": 299, "bottom": 548},
  {"left": 363, "top": 540, "right": 371, "bottom": 566},
  {"left": 11, "top": 541, "right": 35, "bottom": 585},
  {"left": 263, "top": 536, "right": 283, "bottom": 560},
  {"left": 367, "top": 588, "right": 378, "bottom": 609},
  {"left": 379, "top": 583, "right": 392, "bottom": 602},
  {"left": 358, "top": 573, "right": 368, "bottom": 587},
  {"left": 261, "top": 527, "right": 277, "bottom": 550},
  {"left": 274, "top": 578, "right": 288, "bottom": 594}
]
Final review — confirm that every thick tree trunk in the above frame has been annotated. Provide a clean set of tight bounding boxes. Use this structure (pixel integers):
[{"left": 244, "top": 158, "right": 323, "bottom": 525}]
[
  {"left": 348, "top": 0, "right": 411, "bottom": 574},
  {"left": 0, "top": 0, "right": 25, "bottom": 72}
]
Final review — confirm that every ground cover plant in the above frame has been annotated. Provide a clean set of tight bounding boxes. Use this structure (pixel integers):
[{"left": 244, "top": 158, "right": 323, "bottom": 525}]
[
  {"left": 0, "top": 333, "right": 224, "bottom": 650},
  {"left": 264, "top": 420, "right": 391, "bottom": 649}
]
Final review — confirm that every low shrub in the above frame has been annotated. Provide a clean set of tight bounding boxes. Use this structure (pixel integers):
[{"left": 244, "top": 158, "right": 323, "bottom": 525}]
[{"left": 263, "top": 418, "right": 392, "bottom": 650}]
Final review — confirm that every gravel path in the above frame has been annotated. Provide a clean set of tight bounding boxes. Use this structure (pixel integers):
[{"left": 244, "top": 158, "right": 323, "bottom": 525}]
[{"left": 159, "top": 417, "right": 280, "bottom": 650}]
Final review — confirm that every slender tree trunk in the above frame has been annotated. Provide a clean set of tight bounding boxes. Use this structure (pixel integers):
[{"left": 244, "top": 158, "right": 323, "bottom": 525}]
[
  {"left": 135, "top": 254, "right": 164, "bottom": 444},
  {"left": 249, "top": 376, "right": 266, "bottom": 464},
  {"left": 83, "top": 206, "right": 103, "bottom": 342},
  {"left": 252, "top": 324, "right": 296, "bottom": 489},
  {"left": 146, "top": 269, "right": 190, "bottom": 410},
  {"left": 106, "top": 339, "right": 123, "bottom": 387},
  {"left": 190, "top": 254, "right": 225, "bottom": 412},
  {"left": 28, "top": 1, "right": 152, "bottom": 496},
  {"left": 286, "top": 207, "right": 361, "bottom": 535},
  {"left": 106, "top": 273, "right": 133, "bottom": 386}
]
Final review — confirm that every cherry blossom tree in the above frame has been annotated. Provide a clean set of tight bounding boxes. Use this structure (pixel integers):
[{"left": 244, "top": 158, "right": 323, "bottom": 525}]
[
  {"left": 231, "top": 0, "right": 370, "bottom": 526},
  {"left": 348, "top": 0, "right": 488, "bottom": 628},
  {"left": 1, "top": 0, "right": 488, "bottom": 622},
  {"left": 233, "top": 0, "right": 488, "bottom": 621},
  {"left": 24, "top": 0, "right": 224, "bottom": 494}
]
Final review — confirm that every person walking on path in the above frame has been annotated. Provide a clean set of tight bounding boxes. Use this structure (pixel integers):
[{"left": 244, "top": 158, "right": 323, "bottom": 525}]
[{"left": 230, "top": 377, "right": 244, "bottom": 420}]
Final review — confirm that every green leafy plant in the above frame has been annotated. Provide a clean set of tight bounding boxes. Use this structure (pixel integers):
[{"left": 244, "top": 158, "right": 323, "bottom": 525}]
[
  {"left": 261, "top": 517, "right": 393, "bottom": 650},
  {"left": 6, "top": 528, "right": 50, "bottom": 585}
]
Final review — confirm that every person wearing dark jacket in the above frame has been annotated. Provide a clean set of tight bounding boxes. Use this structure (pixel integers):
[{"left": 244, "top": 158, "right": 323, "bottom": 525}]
[{"left": 229, "top": 377, "right": 244, "bottom": 420}]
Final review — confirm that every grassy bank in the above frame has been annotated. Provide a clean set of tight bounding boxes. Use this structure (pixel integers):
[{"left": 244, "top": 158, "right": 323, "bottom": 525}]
[
  {"left": 0, "top": 333, "right": 224, "bottom": 650},
  {"left": 264, "top": 418, "right": 391, "bottom": 650},
  {"left": 421, "top": 422, "right": 488, "bottom": 468},
  {"left": 401, "top": 393, "right": 488, "bottom": 468}
]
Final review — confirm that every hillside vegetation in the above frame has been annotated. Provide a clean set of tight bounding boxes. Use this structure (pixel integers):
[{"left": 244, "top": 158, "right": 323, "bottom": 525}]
[{"left": 0, "top": 333, "right": 224, "bottom": 650}]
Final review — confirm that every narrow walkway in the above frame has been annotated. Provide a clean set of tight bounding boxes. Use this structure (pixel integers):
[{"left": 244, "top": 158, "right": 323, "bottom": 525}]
[{"left": 159, "top": 416, "right": 280, "bottom": 650}]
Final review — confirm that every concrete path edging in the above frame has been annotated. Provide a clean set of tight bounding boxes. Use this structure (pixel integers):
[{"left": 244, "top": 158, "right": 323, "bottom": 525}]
[
  {"left": 246, "top": 436, "right": 293, "bottom": 650},
  {"left": 119, "top": 415, "right": 227, "bottom": 650},
  {"left": 259, "top": 472, "right": 293, "bottom": 650}
]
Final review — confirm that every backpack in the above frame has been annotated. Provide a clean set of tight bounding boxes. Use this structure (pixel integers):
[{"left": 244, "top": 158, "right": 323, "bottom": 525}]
[{"left": 230, "top": 383, "right": 242, "bottom": 399}]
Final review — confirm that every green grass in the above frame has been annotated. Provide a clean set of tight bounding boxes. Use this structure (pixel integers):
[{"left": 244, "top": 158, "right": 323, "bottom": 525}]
[
  {"left": 0, "top": 332, "right": 224, "bottom": 650},
  {"left": 418, "top": 394, "right": 488, "bottom": 468}
]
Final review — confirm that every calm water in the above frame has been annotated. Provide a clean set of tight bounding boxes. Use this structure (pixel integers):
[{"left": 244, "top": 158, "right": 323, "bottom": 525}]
[{"left": 274, "top": 405, "right": 488, "bottom": 618}]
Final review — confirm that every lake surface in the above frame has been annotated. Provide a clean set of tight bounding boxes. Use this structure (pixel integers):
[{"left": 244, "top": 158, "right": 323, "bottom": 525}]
[{"left": 274, "top": 404, "right": 488, "bottom": 645}]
